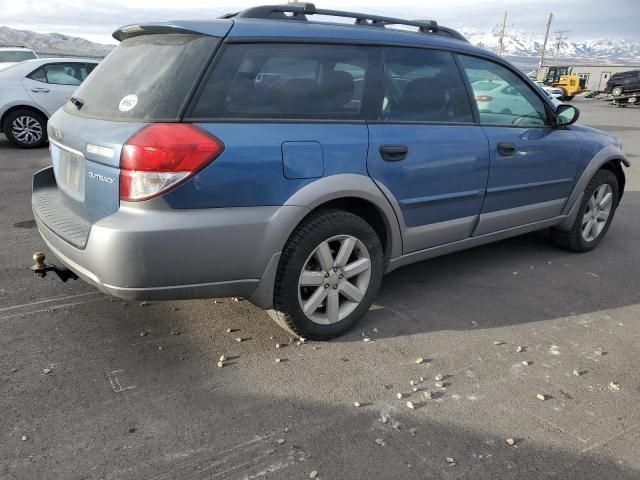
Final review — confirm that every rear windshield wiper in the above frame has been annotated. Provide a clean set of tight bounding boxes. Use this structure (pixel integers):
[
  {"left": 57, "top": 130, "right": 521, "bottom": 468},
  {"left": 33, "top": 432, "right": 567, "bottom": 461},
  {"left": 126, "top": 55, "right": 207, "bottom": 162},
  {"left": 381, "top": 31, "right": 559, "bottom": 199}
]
[{"left": 69, "top": 96, "right": 84, "bottom": 110}]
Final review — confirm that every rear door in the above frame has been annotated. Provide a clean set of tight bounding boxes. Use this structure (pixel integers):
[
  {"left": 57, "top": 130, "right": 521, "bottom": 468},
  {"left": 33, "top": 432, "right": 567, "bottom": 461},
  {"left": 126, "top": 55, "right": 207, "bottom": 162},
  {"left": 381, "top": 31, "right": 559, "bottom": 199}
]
[
  {"left": 458, "top": 55, "right": 578, "bottom": 235},
  {"left": 366, "top": 47, "right": 489, "bottom": 253},
  {"left": 23, "top": 62, "right": 90, "bottom": 116}
]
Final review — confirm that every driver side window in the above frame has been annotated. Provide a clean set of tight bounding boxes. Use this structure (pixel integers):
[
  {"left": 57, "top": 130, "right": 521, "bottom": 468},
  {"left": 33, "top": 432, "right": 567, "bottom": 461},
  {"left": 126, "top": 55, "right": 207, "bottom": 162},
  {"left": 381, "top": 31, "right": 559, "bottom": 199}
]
[{"left": 459, "top": 55, "right": 549, "bottom": 127}]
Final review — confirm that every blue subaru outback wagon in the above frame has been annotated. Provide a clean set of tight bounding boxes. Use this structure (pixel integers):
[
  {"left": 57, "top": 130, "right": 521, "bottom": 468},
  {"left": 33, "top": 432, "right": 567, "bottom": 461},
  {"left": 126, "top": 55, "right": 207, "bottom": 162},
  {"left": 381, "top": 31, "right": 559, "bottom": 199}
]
[{"left": 32, "top": 3, "right": 630, "bottom": 339}]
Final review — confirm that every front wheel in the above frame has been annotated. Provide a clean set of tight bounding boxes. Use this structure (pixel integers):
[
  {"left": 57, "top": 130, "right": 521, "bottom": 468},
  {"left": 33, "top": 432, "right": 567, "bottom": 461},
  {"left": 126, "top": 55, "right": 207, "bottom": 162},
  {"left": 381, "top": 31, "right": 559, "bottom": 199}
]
[
  {"left": 269, "top": 210, "right": 384, "bottom": 340},
  {"left": 551, "top": 169, "right": 619, "bottom": 252},
  {"left": 611, "top": 86, "right": 623, "bottom": 97}
]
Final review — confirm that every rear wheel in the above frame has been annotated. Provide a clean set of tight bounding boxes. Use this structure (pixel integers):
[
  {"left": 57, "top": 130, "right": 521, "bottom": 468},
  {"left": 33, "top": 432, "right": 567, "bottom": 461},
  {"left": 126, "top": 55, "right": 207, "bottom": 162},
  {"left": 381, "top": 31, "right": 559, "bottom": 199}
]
[
  {"left": 551, "top": 169, "right": 619, "bottom": 252},
  {"left": 611, "top": 86, "right": 623, "bottom": 97},
  {"left": 269, "top": 209, "right": 384, "bottom": 340},
  {"left": 3, "top": 109, "right": 47, "bottom": 149}
]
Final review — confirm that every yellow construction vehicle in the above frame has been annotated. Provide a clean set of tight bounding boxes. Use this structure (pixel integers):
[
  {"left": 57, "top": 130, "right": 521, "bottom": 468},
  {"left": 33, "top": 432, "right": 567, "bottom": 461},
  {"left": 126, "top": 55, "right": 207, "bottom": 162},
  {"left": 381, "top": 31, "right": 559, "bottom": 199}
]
[{"left": 552, "top": 75, "right": 587, "bottom": 101}]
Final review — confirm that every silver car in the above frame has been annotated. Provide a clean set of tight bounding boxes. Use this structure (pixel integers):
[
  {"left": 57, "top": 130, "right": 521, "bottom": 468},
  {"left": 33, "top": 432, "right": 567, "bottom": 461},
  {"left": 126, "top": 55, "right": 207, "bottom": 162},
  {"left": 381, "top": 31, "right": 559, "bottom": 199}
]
[{"left": 0, "top": 58, "right": 98, "bottom": 148}]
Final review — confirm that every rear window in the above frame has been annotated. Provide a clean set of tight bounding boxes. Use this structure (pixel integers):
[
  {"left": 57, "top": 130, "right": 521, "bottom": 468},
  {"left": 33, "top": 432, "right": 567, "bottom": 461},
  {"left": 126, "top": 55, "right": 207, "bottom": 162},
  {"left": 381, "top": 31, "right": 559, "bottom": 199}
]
[
  {"left": 65, "top": 34, "right": 219, "bottom": 121},
  {"left": 188, "top": 44, "right": 371, "bottom": 120}
]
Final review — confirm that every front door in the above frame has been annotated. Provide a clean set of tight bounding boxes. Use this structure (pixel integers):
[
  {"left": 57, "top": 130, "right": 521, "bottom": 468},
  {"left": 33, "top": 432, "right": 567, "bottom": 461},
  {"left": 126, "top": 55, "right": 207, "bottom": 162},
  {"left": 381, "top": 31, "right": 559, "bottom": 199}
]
[
  {"left": 458, "top": 55, "right": 578, "bottom": 236},
  {"left": 366, "top": 47, "right": 490, "bottom": 253}
]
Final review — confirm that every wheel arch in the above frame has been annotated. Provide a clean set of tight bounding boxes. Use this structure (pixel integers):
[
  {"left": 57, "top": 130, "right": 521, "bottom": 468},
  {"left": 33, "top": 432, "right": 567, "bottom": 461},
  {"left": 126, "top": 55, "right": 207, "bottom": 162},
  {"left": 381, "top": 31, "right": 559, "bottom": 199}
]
[
  {"left": 1, "top": 104, "right": 49, "bottom": 133},
  {"left": 600, "top": 159, "right": 626, "bottom": 201},
  {"left": 248, "top": 174, "right": 403, "bottom": 309},
  {"left": 283, "top": 174, "right": 403, "bottom": 260},
  {"left": 558, "top": 146, "right": 630, "bottom": 231}
]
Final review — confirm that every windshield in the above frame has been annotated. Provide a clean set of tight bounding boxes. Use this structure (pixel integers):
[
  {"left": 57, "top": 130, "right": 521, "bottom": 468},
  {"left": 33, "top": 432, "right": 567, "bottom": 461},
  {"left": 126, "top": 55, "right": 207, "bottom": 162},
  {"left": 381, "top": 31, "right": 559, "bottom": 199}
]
[
  {"left": 65, "top": 34, "right": 219, "bottom": 122},
  {"left": 0, "top": 51, "right": 37, "bottom": 62}
]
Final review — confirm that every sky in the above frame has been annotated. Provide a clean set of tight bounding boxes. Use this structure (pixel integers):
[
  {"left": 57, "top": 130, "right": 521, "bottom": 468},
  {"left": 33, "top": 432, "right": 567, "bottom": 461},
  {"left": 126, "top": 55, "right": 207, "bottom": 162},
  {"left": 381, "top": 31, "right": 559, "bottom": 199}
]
[{"left": 1, "top": 0, "right": 639, "bottom": 45}]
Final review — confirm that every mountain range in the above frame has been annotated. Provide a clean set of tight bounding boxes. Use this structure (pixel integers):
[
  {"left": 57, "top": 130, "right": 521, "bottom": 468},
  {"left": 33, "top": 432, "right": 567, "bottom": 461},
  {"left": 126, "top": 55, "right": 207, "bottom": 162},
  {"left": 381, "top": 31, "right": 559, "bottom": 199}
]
[
  {"left": 461, "top": 26, "right": 640, "bottom": 65},
  {"left": 1, "top": 25, "right": 639, "bottom": 67},
  {"left": 0, "top": 26, "right": 114, "bottom": 58}
]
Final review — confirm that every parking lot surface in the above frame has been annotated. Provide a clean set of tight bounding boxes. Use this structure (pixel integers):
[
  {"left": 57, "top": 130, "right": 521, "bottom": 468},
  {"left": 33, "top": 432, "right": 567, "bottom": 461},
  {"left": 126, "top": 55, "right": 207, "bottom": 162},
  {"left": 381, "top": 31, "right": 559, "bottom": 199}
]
[{"left": 1, "top": 98, "right": 639, "bottom": 479}]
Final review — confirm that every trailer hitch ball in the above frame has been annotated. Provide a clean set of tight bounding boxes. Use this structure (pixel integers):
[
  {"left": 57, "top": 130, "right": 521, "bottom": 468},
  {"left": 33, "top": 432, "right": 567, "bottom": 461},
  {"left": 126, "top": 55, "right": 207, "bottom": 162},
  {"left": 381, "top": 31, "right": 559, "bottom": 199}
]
[{"left": 31, "top": 251, "right": 48, "bottom": 278}]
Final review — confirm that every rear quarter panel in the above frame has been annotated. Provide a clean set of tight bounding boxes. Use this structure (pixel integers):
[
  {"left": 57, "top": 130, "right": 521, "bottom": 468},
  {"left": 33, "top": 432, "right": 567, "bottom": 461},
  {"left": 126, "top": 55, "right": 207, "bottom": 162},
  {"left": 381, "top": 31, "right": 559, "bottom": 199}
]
[{"left": 162, "top": 123, "right": 369, "bottom": 208}]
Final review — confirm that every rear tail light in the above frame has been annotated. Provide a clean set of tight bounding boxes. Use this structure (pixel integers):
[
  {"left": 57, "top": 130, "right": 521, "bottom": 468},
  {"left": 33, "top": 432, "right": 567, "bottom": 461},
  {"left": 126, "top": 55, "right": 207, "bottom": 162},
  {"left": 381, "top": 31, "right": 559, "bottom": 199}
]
[
  {"left": 120, "top": 124, "right": 224, "bottom": 202},
  {"left": 475, "top": 95, "right": 493, "bottom": 102}
]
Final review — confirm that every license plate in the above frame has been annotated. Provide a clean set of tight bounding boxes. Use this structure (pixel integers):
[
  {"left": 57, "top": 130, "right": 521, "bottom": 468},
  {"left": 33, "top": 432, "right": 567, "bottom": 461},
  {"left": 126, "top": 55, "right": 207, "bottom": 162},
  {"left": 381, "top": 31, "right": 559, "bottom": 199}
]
[{"left": 51, "top": 143, "right": 85, "bottom": 201}]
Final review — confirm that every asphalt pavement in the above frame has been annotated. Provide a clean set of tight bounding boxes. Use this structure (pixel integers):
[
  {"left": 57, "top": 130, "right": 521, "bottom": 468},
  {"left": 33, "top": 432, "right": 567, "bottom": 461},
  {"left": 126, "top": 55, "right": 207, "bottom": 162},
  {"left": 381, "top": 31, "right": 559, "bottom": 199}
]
[{"left": 1, "top": 97, "right": 639, "bottom": 479}]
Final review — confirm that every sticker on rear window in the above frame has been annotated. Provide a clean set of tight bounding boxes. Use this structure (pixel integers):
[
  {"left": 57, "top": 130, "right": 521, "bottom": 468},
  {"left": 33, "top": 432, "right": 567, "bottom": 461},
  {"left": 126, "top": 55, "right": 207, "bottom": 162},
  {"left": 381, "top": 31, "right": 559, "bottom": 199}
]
[{"left": 118, "top": 94, "right": 138, "bottom": 112}]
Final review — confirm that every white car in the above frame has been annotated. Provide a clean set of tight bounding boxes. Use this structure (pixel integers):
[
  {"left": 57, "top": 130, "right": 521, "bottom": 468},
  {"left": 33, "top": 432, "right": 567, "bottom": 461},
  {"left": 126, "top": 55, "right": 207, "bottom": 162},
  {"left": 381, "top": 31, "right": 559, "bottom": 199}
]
[
  {"left": 0, "top": 58, "right": 98, "bottom": 148},
  {"left": 535, "top": 81, "right": 564, "bottom": 100},
  {"left": 0, "top": 46, "right": 38, "bottom": 71},
  {"left": 471, "top": 79, "right": 541, "bottom": 116}
]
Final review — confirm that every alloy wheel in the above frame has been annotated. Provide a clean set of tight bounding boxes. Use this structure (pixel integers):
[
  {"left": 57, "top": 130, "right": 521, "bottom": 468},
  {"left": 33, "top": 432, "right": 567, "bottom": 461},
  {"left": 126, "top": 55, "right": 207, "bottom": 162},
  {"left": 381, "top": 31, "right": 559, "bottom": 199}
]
[
  {"left": 297, "top": 235, "right": 372, "bottom": 325},
  {"left": 11, "top": 115, "right": 43, "bottom": 145},
  {"left": 582, "top": 183, "right": 613, "bottom": 242}
]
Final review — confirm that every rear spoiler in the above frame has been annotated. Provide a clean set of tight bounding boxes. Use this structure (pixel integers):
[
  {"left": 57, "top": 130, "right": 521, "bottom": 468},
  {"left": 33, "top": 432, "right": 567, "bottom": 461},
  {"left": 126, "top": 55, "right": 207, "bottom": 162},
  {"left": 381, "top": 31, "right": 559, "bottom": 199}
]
[{"left": 113, "top": 21, "right": 232, "bottom": 41}]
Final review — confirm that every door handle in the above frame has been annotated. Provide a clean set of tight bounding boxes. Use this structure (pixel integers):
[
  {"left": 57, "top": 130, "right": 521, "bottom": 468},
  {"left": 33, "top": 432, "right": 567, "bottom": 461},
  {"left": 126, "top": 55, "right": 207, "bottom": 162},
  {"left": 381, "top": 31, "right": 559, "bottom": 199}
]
[
  {"left": 380, "top": 145, "right": 408, "bottom": 162},
  {"left": 497, "top": 142, "right": 516, "bottom": 156},
  {"left": 30, "top": 87, "right": 50, "bottom": 93}
]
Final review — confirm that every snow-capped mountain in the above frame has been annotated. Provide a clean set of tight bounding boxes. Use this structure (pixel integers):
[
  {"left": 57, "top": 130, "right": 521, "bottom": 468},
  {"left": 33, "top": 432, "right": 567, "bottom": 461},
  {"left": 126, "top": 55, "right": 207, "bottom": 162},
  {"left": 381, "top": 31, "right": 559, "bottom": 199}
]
[
  {"left": 0, "top": 26, "right": 113, "bottom": 57},
  {"left": 461, "top": 26, "right": 640, "bottom": 64},
  {"left": 1, "top": 24, "right": 639, "bottom": 65}
]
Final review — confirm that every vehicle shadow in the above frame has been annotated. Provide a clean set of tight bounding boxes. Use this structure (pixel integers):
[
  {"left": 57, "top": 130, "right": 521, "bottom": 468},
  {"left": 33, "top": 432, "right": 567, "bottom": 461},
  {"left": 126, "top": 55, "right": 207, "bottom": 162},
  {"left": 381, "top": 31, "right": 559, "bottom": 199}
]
[{"left": 339, "top": 190, "right": 640, "bottom": 341}]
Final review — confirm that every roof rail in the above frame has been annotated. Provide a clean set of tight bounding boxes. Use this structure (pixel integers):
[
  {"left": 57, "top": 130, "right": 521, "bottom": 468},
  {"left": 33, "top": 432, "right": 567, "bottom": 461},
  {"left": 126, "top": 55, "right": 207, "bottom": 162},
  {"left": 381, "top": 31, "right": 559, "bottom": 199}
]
[{"left": 223, "top": 3, "right": 468, "bottom": 42}]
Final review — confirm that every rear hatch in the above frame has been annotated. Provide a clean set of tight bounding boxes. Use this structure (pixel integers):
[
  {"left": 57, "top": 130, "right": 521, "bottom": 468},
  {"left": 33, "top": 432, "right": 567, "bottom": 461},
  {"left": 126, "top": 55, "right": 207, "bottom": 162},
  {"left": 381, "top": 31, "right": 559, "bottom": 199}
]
[{"left": 41, "top": 26, "right": 227, "bottom": 247}]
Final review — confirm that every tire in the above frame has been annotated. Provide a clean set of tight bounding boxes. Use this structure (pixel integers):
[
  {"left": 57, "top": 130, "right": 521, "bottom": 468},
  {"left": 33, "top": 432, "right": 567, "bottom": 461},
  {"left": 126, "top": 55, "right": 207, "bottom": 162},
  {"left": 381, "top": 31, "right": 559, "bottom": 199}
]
[
  {"left": 551, "top": 169, "right": 619, "bottom": 252},
  {"left": 611, "top": 86, "right": 623, "bottom": 97},
  {"left": 2, "top": 109, "right": 47, "bottom": 148},
  {"left": 269, "top": 209, "right": 384, "bottom": 340},
  {"left": 564, "top": 95, "right": 574, "bottom": 101}
]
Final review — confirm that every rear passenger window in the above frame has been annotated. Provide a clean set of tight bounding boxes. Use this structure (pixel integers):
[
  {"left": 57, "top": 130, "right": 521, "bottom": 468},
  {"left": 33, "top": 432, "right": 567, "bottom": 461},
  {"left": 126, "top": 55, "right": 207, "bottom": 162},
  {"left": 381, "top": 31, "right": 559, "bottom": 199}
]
[
  {"left": 43, "top": 63, "right": 88, "bottom": 86},
  {"left": 28, "top": 68, "right": 47, "bottom": 83},
  {"left": 189, "top": 44, "right": 370, "bottom": 119},
  {"left": 458, "top": 55, "right": 549, "bottom": 127},
  {"left": 381, "top": 48, "right": 473, "bottom": 123}
]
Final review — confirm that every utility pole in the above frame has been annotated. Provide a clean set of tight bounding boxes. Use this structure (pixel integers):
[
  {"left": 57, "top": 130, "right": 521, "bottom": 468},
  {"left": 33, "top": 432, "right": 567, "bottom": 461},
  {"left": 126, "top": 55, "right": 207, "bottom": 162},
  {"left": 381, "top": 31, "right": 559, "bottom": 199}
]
[
  {"left": 553, "top": 30, "right": 570, "bottom": 66},
  {"left": 498, "top": 11, "right": 508, "bottom": 56},
  {"left": 539, "top": 13, "right": 553, "bottom": 68}
]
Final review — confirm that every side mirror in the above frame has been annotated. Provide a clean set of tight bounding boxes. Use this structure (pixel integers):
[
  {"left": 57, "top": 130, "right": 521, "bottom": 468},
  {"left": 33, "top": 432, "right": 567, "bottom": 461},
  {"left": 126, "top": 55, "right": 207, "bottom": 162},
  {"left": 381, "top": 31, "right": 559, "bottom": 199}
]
[{"left": 555, "top": 104, "right": 580, "bottom": 127}]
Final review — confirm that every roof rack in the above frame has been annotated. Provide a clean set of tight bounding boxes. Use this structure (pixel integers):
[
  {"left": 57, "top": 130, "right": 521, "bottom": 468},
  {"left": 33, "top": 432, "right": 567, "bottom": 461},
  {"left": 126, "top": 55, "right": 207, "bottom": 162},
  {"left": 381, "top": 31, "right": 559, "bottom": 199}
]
[{"left": 222, "top": 3, "right": 468, "bottom": 42}]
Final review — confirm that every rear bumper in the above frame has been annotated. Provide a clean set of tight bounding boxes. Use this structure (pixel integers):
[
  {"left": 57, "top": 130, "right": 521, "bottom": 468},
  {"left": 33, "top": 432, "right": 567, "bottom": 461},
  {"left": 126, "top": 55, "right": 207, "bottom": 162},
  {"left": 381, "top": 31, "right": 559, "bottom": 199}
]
[{"left": 32, "top": 166, "right": 306, "bottom": 304}]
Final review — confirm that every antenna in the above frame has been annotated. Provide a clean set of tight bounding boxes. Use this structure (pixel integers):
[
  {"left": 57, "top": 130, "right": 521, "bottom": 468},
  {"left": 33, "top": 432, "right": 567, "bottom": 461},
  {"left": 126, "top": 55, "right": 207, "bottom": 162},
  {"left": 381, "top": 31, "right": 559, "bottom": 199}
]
[
  {"left": 553, "top": 29, "right": 570, "bottom": 66},
  {"left": 539, "top": 13, "right": 553, "bottom": 68}
]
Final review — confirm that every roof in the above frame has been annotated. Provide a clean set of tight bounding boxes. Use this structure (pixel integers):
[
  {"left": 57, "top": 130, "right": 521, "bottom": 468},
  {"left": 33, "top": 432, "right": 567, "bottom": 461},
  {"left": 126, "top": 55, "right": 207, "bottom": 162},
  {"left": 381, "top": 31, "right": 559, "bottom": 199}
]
[
  {"left": 0, "top": 46, "right": 35, "bottom": 51},
  {"left": 0, "top": 57, "right": 99, "bottom": 77},
  {"left": 113, "top": 17, "right": 498, "bottom": 61}
]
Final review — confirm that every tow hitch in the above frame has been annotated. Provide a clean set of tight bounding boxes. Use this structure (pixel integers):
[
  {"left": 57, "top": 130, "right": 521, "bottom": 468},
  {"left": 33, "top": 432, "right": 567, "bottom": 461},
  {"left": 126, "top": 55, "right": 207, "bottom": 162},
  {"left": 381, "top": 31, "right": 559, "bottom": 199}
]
[{"left": 30, "top": 251, "right": 79, "bottom": 282}]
